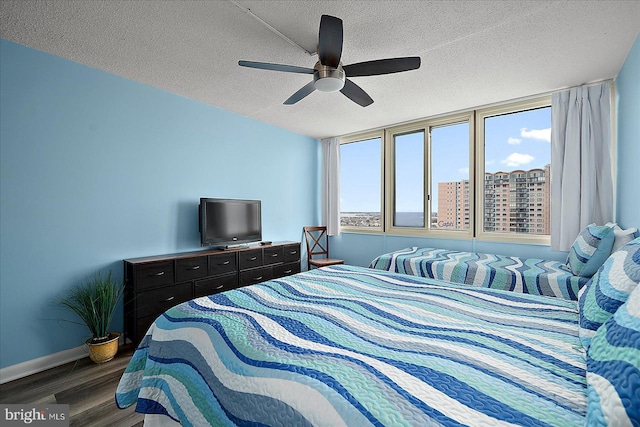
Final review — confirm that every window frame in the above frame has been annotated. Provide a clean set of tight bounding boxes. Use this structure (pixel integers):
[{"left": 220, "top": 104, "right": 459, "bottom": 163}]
[
  {"left": 384, "top": 123, "right": 427, "bottom": 236},
  {"left": 474, "top": 96, "right": 552, "bottom": 245},
  {"left": 338, "top": 95, "right": 556, "bottom": 246},
  {"left": 339, "top": 130, "right": 385, "bottom": 234},
  {"left": 384, "top": 111, "right": 475, "bottom": 239}
]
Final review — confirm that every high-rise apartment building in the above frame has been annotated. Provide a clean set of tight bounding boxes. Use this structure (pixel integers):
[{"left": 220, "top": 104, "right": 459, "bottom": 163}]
[
  {"left": 437, "top": 165, "right": 550, "bottom": 234},
  {"left": 437, "top": 181, "right": 470, "bottom": 230}
]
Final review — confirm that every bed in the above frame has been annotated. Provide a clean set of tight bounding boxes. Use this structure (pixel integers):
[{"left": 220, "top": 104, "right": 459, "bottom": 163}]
[
  {"left": 116, "top": 265, "right": 588, "bottom": 426},
  {"left": 369, "top": 247, "right": 589, "bottom": 300}
]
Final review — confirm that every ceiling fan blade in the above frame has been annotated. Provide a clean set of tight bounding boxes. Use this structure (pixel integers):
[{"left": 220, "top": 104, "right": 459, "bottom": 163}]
[
  {"left": 284, "top": 82, "right": 316, "bottom": 105},
  {"left": 318, "top": 15, "right": 343, "bottom": 68},
  {"left": 343, "top": 57, "right": 421, "bottom": 77},
  {"left": 238, "top": 60, "right": 314, "bottom": 74},
  {"left": 340, "top": 79, "right": 373, "bottom": 107}
]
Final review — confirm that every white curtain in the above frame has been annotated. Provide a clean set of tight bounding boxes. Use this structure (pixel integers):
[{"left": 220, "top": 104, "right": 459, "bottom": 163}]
[
  {"left": 550, "top": 82, "right": 613, "bottom": 251},
  {"left": 321, "top": 137, "right": 341, "bottom": 236}
]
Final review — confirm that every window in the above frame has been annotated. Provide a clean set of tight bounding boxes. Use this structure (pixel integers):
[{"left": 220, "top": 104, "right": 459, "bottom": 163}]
[
  {"left": 476, "top": 97, "right": 551, "bottom": 244},
  {"left": 339, "top": 96, "right": 550, "bottom": 244},
  {"left": 385, "top": 113, "right": 473, "bottom": 238},
  {"left": 431, "top": 121, "right": 471, "bottom": 233},
  {"left": 339, "top": 132, "right": 383, "bottom": 231},
  {"left": 393, "top": 131, "right": 425, "bottom": 227}
]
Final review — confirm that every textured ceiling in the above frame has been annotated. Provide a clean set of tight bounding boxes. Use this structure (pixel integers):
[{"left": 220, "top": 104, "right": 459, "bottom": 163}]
[{"left": 1, "top": 1, "right": 639, "bottom": 139}]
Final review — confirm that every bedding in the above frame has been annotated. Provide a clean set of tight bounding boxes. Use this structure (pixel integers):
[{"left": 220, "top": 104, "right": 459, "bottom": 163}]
[
  {"left": 566, "top": 224, "right": 615, "bottom": 278},
  {"left": 369, "top": 247, "right": 588, "bottom": 300},
  {"left": 578, "top": 236, "right": 640, "bottom": 348},
  {"left": 585, "top": 283, "right": 640, "bottom": 426},
  {"left": 116, "top": 265, "right": 587, "bottom": 426}
]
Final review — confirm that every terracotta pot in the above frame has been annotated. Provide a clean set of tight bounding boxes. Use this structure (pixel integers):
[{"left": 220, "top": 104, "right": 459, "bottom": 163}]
[{"left": 86, "top": 332, "right": 120, "bottom": 363}]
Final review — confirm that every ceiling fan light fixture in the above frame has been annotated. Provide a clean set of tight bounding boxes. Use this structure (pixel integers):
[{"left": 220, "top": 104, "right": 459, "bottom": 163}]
[
  {"left": 239, "top": 15, "right": 420, "bottom": 106},
  {"left": 313, "top": 67, "right": 345, "bottom": 92}
]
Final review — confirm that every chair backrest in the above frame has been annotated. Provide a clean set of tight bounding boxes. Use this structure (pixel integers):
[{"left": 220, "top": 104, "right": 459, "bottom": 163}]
[{"left": 303, "top": 226, "right": 330, "bottom": 260}]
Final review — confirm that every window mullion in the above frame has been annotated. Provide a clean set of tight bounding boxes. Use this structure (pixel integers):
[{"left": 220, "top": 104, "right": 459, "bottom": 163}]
[{"left": 425, "top": 127, "right": 431, "bottom": 232}]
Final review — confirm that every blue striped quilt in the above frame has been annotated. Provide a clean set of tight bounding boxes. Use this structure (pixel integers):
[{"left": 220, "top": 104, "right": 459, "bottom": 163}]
[
  {"left": 369, "top": 247, "right": 589, "bottom": 300},
  {"left": 116, "top": 265, "right": 586, "bottom": 426}
]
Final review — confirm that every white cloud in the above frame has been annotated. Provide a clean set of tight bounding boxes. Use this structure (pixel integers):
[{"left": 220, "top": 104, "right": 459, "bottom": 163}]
[
  {"left": 501, "top": 153, "right": 534, "bottom": 167},
  {"left": 485, "top": 160, "right": 495, "bottom": 165},
  {"left": 507, "top": 137, "right": 522, "bottom": 145},
  {"left": 458, "top": 167, "right": 469, "bottom": 175},
  {"left": 520, "top": 127, "right": 551, "bottom": 142}
]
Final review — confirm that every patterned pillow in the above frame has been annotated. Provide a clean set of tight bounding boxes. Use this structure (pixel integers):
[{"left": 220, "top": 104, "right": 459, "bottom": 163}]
[
  {"left": 585, "top": 283, "right": 640, "bottom": 426},
  {"left": 578, "top": 237, "right": 640, "bottom": 348},
  {"left": 567, "top": 224, "right": 615, "bottom": 277}
]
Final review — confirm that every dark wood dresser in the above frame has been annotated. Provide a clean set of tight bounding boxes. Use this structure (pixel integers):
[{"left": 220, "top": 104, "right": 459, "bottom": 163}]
[{"left": 123, "top": 242, "right": 301, "bottom": 345}]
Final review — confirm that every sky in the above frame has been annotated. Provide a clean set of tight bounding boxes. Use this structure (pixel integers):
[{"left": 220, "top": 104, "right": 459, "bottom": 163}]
[{"left": 340, "top": 106, "right": 551, "bottom": 213}]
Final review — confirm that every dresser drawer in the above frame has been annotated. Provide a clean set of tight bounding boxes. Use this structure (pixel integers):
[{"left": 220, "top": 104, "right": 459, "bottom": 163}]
[
  {"left": 274, "top": 261, "right": 300, "bottom": 278},
  {"left": 263, "top": 246, "right": 284, "bottom": 265},
  {"left": 135, "top": 261, "right": 174, "bottom": 290},
  {"left": 209, "top": 252, "right": 237, "bottom": 276},
  {"left": 136, "top": 282, "right": 191, "bottom": 318},
  {"left": 283, "top": 245, "right": 300, "bottom": 263},
  {"left": 194, "top": 273, "right": 238, "bottom": 297},
  {"left": 176, "top": 256, "right": 208, "bottom": 282},
  {"left": 239, "top": 267, "right": 272, "bottom": 286},
  {"left": 239, "top": 249, "right": 263, "bottom": 270}
]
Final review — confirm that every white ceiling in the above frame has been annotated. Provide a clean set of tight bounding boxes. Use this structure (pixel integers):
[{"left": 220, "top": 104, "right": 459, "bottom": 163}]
[{"left": 1, "top": 1, "right": 639, "bottom": 139}]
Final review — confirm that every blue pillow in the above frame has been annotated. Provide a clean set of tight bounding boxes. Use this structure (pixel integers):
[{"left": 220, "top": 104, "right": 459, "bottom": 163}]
[
  {"left": 586, "top": 283, "right": 640, "bottom": 426},
  {"left": 567, "top": 224, "right": 615, "bottom": 277},
  {"left": 578, "top": 236, "right": 640, "bottom": 348}
]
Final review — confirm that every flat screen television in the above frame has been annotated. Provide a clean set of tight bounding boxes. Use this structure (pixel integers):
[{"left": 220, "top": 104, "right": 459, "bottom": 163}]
[{"left": 199, "top": 198, "right": 262, "bottom": 248}]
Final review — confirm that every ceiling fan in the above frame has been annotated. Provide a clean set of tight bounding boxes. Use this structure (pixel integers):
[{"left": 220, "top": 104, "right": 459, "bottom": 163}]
[{"left": 238, "top": 15, "right": 421, "bottom": 107}]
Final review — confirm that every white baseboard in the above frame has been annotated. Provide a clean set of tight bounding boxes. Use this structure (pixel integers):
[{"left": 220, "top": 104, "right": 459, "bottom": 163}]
[
  {"left": 1, "top": 334, "right": 129, "bottom": 384},
  {"left": 0, "top": 345, "right": 88, "bottom": 384}
]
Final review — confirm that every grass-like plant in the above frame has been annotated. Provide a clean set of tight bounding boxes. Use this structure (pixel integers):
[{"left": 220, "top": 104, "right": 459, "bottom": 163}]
[{"left": 60, "top": 271, "right": 123, "bottom": 343}]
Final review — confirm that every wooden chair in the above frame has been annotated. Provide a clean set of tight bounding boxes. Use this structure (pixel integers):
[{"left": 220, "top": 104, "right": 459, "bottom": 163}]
[{"left": 303, "top": 226, "right": 344, "bottom": 270}]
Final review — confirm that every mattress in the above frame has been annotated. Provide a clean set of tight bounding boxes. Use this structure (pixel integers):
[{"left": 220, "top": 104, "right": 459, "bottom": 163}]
[
  {"left": 369, "top": 247, "right": 589, "bottom": 300},
  {"left": 116, "top": 265, "right": 586, "bottom": 426}
]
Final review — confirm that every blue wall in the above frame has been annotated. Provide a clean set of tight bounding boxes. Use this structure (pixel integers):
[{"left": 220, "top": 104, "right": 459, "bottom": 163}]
[
  {"left": 615, "top": 33, "right": 640, "bottom": 229},
  {"left": 0, "top": 40, "right": 320, "bottom": 369}
]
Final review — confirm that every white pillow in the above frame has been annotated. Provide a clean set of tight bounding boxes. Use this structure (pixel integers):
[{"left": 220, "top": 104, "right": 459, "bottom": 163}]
[{"left": 605, "top": 222, "right": 639, "bottom": 253}]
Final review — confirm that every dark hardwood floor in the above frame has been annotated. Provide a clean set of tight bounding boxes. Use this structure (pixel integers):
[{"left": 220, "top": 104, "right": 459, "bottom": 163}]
[{"left": 0, "top": 346, "right": 144, "bottom": 426}]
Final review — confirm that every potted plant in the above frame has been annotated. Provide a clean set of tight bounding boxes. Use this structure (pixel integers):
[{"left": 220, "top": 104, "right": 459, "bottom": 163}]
[{"left": 60, "top": 270, "right": 123, "bottom": 363}]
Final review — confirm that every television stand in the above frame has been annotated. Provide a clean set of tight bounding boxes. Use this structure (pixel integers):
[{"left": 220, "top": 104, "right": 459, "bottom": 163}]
[{"left": 123, "top": 241, "right": 301, "bottom": 345}]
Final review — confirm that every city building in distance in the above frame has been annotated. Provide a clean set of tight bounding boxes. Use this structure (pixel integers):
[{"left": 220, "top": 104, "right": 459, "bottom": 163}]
[
  {"left": 438, "top": 165, "right": 550, "bottom": 234},
  {"left": 340, "top": 165, "right": 550, "bottom": 235}
]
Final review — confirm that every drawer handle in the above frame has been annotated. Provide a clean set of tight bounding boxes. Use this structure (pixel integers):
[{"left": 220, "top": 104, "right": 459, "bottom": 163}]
[
  {"left": 151, "top": 271, "right": 165, "bottom": 277},
  {"left": 249, "top": 256, "right": 257, "bottom": 261},
  {"left": 221, "top": 261, "right": 230, "bottom": 265},
  {"left": 271, "top": 253, "right": 279, "bottom": 257},
  {"left": 215, "top": 284, "right": 224, "bottom": 290},
  {"left": 290, "top": 251, "right": 298, "bottom": 255},
  {"left": 189, "top": 266, "right": 200, "bottom": 270},
  {"left": 164, "top": 296, "right": 175, "bottom": 302},
  {"left": 253, "top": 276, "right": 263, "bottom": 281},
  {"left": 284, "top": 269, "right": 292, "bottom": 274}
]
